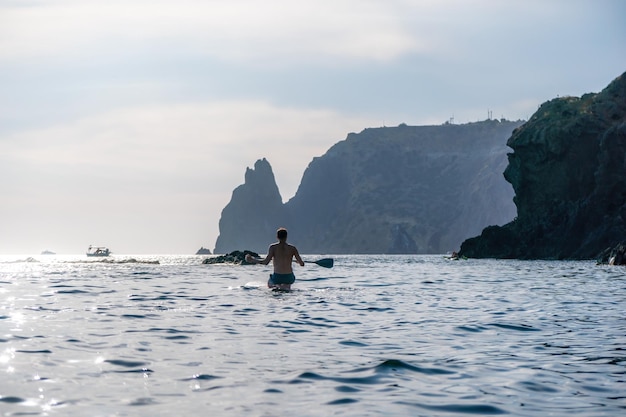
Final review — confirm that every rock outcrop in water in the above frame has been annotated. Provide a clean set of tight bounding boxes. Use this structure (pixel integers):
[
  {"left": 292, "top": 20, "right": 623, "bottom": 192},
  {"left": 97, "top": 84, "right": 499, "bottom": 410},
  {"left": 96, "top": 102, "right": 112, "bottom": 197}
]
[
  {"left": 597, "top": 242, "right": 626, "bottom": 265},
  {"left": 460, "top": 72, "right": 626, "bottom": 259},
  {"left": 202, "top": 250, "right": 259, "bottom": 265},
  {"left": 195, "top": 247, "right": 212, "bottom": 255},
  {"left": 214, "top": 120, "right": 524, "bottom": 254}
]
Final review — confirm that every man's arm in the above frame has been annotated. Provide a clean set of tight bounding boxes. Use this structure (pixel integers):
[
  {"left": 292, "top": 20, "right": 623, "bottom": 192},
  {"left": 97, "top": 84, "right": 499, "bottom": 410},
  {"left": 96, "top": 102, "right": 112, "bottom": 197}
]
[
  {"left": 293, "top": 247, "right": 305, "bottom": 267},
  {"left": 261, "top": 246, "right": 275, "bottom": 265},
  {"left": 245, "top": 246, "right": 274, "bottom": 265}
]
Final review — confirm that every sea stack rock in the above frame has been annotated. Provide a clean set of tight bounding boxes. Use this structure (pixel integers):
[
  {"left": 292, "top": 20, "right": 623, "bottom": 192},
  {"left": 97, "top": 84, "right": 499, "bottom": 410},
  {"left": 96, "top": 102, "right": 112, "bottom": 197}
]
[
  {"left": 460, "top": 72, "right": 626, "bottom": 259},
  {"left": 214, "top": 158, "right": 285, "bottom": 254}
]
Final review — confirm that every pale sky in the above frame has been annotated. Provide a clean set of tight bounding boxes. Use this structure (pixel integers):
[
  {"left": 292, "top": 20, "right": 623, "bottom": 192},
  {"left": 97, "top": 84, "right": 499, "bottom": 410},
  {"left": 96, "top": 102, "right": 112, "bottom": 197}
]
[{"left": 1, "top": 0, "right": 625, "bottom": 254}]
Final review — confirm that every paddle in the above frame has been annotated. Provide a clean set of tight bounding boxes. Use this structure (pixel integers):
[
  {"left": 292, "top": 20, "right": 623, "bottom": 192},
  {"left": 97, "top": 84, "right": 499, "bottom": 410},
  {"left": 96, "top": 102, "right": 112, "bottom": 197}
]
[
  {"left": 304, "top": 258, "right": 334, "bottom": 268},
  {"left": 251, "top": 255, "right": 333, "bottom": 268}
]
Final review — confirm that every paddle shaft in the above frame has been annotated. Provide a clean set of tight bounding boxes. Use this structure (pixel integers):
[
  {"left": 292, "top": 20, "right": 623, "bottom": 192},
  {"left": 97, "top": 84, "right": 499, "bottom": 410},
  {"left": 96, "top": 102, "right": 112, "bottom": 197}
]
[
  {"left": 305, "top": 258, "right": 334, "bottom": 268},
  {"left": 291, "top": 258, "right": 333, "bottom": 268}
]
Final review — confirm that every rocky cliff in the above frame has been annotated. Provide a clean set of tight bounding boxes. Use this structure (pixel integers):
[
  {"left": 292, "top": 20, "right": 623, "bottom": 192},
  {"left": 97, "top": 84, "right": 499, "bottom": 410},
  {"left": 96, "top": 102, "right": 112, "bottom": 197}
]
[
  {"left": 214, "top": 120, "right": 523, "bottom": 254},
  {"left": 460, "top": 72, "right": 626, "bottom": 259}
]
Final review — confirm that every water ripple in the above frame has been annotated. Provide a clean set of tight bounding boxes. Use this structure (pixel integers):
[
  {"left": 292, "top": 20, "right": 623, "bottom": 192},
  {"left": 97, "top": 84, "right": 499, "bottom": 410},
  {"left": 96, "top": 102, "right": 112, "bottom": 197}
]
[
  {"left": 399, "top": 401, "right": 508, "bottom": 415},
  {"left": 0, "top": 255, "right": 623, "bottom": 416}
]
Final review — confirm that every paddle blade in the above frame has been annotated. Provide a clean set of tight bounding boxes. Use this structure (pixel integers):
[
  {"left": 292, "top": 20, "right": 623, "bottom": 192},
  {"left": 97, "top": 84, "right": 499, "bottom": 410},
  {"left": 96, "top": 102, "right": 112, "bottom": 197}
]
[{"left": 312, "top": 258, "right": 333, "bottom": 268}]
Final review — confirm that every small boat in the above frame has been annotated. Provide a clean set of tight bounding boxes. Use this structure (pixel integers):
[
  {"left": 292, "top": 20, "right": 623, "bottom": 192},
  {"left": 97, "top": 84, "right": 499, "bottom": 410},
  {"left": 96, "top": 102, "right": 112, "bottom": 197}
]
[{"left": 86, "top": 246, "right": 110, "bottom": 257}]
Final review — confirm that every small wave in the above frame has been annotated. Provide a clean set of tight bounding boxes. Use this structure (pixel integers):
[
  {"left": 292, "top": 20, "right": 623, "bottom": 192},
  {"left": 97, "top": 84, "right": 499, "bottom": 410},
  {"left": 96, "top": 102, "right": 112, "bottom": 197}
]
[
  {"left": 399, "top": 401, "right": 507, "bottom": 415},
  {"left": 326, "top": 398, "right": 359, "bottom": 405},
  {"left": 105, "top": 359, "right": 149, "bottom": 368},
  {"left": 372, "top": 359, "right": 455, "bottom": 376},
  {"left": 455, "top": 325, "right": 488, "bottom": 333},
  {"left": 287, "top": 359, "right": 454, "bottom": 387},
  {"left": 335, "top": 385, "right": 361, "bottom": 393},
  {"left": 121, "top": 314, "right": 152, "bottom": 319},
  {"left": 128, "top": 397, "right": 159, "bottom": 406},
  {"left": 164, "top": 335, "right": 190, "bottom": 340},
  {"left": 108, "top": 368, "right": 154, "bottom": 374},
  {"left": 582, "top": 355, "right": 626, "bottom": 365},
  {"left": 295, "top": 371, "right": 329, "bottom": 382},
  {"left": 301, "top": 277, "right": 330, "bottom": 282},
  {"left": 180, "top": 374, "right": 221, "bottom": 381},
  {"left": 0, "top": 396, "right": 24, "bottom": 403},
  {"left": 489, "top": 323, "right": 540, "bottom": 332},
  {"left": 517, "top": 380, "right": 559, "bottom": 393},
  {"left": 339, "top": 340, "right": 367, "bottom": 347},
  {"left": 124, "top": 327, "right": 201, "bottom": 341},
  {"left": 57, "top": 289, "right": 91, "bottom": 294}
]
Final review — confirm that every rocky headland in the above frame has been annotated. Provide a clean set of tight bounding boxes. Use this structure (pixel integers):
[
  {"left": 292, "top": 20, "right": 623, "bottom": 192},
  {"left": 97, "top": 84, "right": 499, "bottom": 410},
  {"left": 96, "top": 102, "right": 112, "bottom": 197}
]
[
  {"left": 460, "top": 72, "right": 626, "bottom": 259},
  {"left": 214, "top": 119, "right": 524, "bottom": 254}
]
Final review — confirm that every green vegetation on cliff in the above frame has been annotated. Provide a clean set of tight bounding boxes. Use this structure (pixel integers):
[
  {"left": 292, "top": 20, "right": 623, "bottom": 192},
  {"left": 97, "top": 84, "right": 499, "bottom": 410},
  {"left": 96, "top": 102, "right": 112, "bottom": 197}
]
[{"left": 460, "top": 72, "right": 626, "bottom": 259}]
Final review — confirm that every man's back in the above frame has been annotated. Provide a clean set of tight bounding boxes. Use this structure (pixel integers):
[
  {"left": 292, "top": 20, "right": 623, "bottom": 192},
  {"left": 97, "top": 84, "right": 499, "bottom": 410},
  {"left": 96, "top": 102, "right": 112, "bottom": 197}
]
[
  {"left": 244, "top": 227, "right": 304, "bottom": 290},
  {"left": 269, "top": 241, "right": 299, "bottom": 274}
]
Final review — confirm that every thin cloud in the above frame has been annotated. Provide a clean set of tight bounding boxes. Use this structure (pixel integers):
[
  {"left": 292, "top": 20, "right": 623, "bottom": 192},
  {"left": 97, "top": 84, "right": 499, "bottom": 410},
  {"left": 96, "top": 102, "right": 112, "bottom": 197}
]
[
  {"left": 4, "top": 100, "right": 368, "bottom": 181},
  {"left": 0, "top": 0, "right": 428, "bottom": 65}
]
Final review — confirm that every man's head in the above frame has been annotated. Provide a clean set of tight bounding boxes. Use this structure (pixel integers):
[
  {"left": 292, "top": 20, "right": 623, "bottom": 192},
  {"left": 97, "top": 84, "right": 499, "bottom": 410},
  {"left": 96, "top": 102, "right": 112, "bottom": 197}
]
[{"left": 277, "top": 227, "right": 288, "bottom": 241}]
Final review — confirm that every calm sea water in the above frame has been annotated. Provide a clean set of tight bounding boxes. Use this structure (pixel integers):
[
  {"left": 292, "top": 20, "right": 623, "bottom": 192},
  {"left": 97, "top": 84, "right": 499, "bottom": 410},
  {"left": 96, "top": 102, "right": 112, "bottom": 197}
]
[{"left": 0, "top": 254, "right": 624, "bottom": 416}]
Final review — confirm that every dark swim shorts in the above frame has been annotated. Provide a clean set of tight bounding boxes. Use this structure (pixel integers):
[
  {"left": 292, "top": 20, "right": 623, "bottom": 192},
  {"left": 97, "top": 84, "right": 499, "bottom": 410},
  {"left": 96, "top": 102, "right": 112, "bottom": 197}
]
[{"left": 268, "top": 272, "right": 296, "bottom": 285}]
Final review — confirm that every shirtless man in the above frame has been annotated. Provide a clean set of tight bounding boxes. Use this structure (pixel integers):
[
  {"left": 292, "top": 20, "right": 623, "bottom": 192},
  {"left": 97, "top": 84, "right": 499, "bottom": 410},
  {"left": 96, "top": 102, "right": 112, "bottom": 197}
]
[{"left": 245, "top": 227, "right": 305, "bottom": 290}]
